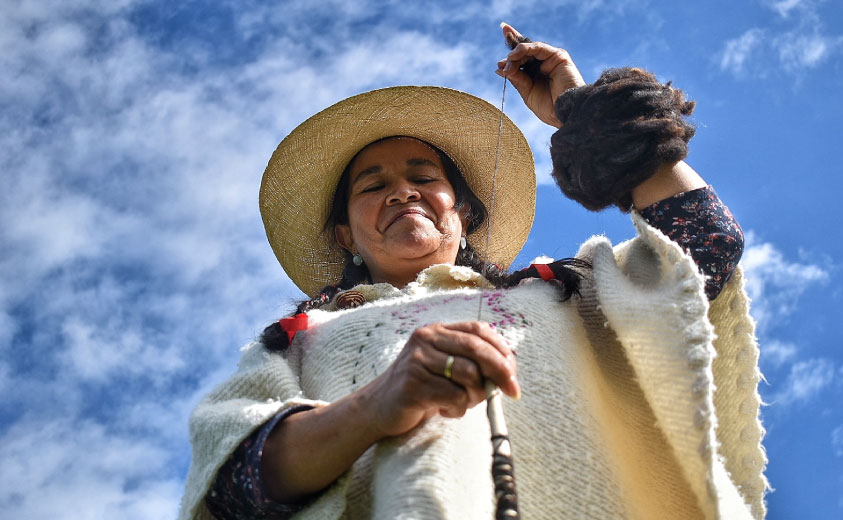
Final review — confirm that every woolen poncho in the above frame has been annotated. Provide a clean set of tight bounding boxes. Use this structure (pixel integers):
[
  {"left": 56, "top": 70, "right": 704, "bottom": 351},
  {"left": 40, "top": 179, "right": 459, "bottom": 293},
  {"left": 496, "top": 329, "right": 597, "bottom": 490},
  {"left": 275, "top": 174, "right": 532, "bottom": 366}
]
[{"left": 178, "top": 213, "right": 767, "bottom": 520}]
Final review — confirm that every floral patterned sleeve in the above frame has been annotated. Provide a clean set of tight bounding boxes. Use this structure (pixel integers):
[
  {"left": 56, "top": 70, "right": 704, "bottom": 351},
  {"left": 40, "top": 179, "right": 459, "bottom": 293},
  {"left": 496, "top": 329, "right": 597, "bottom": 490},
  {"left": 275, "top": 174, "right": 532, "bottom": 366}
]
[
  {"left": 205, "top": 405, "right": 314, "bottom": 520},
  {"left": 638, "top": 185, "right": 744, "bottom": 300}
]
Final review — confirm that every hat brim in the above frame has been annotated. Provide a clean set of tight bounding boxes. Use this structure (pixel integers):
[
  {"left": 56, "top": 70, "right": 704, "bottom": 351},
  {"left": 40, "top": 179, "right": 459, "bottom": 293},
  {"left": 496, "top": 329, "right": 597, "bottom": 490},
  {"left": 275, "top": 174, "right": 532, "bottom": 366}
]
[{"left": 260, "top": 86, "right": 536, "bottom": 298}]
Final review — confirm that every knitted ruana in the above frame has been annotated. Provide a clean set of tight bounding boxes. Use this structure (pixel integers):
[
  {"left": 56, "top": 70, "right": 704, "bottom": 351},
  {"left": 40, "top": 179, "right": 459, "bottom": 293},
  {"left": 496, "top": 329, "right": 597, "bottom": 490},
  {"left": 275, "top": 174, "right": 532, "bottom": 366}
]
[{"left": 178, "top": 213, "right": 767, "bottom": 520}]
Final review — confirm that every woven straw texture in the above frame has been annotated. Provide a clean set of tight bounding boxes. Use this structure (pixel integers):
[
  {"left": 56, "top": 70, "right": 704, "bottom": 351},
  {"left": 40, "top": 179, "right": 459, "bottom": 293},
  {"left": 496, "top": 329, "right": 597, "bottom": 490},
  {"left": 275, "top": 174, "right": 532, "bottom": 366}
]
[{"left": 260, "top": 86, "right": 536, "bottom": 297}]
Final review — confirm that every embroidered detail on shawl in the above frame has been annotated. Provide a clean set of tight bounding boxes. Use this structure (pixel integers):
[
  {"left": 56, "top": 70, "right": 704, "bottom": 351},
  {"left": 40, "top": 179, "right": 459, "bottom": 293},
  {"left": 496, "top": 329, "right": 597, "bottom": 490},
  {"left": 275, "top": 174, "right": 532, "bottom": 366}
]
[{"left": 324, "top": 264, "right": 489, "bottom": 311}]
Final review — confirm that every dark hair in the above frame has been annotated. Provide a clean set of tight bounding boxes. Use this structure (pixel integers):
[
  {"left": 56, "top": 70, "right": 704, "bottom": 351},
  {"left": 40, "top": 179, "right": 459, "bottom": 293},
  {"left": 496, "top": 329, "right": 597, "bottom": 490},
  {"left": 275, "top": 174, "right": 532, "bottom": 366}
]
[
  {"left": 550, "top": 67, "right": 696, "bottom": 211},
  {"left": 260, "top": 137, "right": 586, "bottom": 352}
]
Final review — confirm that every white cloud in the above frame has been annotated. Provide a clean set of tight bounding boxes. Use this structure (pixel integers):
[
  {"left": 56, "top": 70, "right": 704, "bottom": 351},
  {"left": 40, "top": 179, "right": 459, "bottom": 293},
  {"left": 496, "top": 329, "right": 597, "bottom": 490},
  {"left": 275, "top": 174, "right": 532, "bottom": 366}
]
[
  {"left": 741, "top": 231, "right": 828, "bottom": 333},
  {"left": 768, "top": 0, "right": 807, "bottom": 18},
  {"left": 2, "top": 0, "right": 836, "bottom": 517},
  {"left": 0, "top": 3, "right": 510, "bottom": 518},
  {"left": 720, "top": 29, "right": 765, "bottom": 76},
  {"left": 719, "top": 28, "right": 838, "bottom": 77},
  {"left": 1, "top": 172, "right": 113, "bottom": 275},
  {"left": 60, "top": 312, "right": 187, "bottom": 383},
  {"left": 333, "top": 32, "right": 475, "bottom": 89},
  {"left": 771, "top": 358, "right": 836, "bottom": 405},
  {"left": 741, "top": 233, "right": 832, "bottom": 408},
  {"left": 832, "top": 425, "right": 843, "bottom": 457},
  {"left": 776, "top": 33, "right": 840, "bottom": 70},
  {"left": 0, "top": 417, "right": 182, "bottom": 520},
  {"left": 490, "top": 0, "right": 519, "bottom": 18},
  {"left": 761, "top": 339, "right": 798, "bottom": 368},
  {"left": 719, "top": 1, "right": 842, "bottom": 79}
]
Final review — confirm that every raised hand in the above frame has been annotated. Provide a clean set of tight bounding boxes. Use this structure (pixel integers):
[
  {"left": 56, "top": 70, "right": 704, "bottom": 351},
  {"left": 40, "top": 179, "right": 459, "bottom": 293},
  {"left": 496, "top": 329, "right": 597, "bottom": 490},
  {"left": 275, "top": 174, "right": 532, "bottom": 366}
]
[{"left": 496, "top": 23, "right": 586, "bottom": 127}]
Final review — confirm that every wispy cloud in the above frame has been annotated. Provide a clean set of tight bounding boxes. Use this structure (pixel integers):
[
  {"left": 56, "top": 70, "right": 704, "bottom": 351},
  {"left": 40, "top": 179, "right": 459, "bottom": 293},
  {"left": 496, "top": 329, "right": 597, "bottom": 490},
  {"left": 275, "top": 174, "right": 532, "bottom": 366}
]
[
  {"left": 718, "top": 0, "right": 842, "bottom": 79},
  {"left": 767, "top": 0, "right": 808, "bottom": 18},
  {"left": 3, "top": 0, "right": 613, "bottom": 514},
  {"left": 0, "top": 2, "right": 490, "bottom": 518},
  {"left": 770, "top": 358, "right": 837, "bottom": 405},
  {"left": 2, "top": 0, "right": 838, "bottom": 517},
  {"left": 0, "top": 417, "right": 183, "bottom": 520},
  {"left": 761, "top": 339, "right": 798, "bottom": 368},
  {"left": 776, "top": 32, "right": 840, "bottom": 71},
  {"left": 720, "top": 28, "right": 766, "bottom": 76},
  {"left": 741, "top": 232, "right": 828, "bottom": 334},
  {"left": 741, "top": 233, "right": 834, "bottom": 407},
  {"left": 832, "top": 425, "right": 843, "bottom": 457}
]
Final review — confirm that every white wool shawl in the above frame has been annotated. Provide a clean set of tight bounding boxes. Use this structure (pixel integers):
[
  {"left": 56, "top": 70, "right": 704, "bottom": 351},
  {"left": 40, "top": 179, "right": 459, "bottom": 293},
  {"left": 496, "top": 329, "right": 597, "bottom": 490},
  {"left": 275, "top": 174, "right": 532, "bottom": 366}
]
[{"left": 178, "top": 214, "right": 767, "bottom": 520}]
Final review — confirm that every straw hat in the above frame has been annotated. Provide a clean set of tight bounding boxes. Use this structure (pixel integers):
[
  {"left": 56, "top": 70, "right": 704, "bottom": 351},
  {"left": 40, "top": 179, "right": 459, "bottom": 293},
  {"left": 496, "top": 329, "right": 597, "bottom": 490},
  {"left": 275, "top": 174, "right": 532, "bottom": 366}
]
[{"left": 260, "top": 86, "right": 536, "bottom": 297}]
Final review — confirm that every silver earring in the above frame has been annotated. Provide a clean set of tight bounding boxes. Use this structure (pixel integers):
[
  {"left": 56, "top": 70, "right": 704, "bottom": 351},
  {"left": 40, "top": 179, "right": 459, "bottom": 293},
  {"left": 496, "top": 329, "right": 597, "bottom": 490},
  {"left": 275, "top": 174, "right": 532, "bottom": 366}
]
[
  {"left": 352, "top": 253, "right": 364, "bottom": 266},
  {"left": 460, "top": 236, "right": 467, "bottom": 250}
]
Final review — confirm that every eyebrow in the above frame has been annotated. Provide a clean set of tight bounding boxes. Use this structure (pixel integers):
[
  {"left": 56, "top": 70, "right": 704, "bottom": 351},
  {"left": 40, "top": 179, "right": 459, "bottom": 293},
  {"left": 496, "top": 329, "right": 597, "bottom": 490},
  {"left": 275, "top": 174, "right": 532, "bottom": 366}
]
[
  {"left": 351, "top": 157, "right": 440, "bottom": 185},
  {"left": 407, "top": 157, "right": 438, "bottom": 168}
]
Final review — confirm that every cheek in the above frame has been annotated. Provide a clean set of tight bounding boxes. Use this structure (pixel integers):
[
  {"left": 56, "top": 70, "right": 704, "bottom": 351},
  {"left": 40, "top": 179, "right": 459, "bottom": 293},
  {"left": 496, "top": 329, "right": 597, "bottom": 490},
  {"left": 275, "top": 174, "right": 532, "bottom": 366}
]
[
  {"left": 433, "top": 193, "right": 463, "bottom": 230},
  {"left": 430, "top": 188, "right": 457, "bottom": 212},
  {"left": 347, "top": 199, "right": 380, "bottom": 239}
]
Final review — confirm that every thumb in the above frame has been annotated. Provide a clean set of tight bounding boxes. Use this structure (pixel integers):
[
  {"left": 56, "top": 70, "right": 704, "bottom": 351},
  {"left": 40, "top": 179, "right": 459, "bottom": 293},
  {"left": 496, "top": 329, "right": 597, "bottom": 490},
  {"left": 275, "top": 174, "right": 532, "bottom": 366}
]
[
  {"left": 495, "top": 66, "right": 533, "bottom": 102},
  {"left": 507, "top": 70, "right": 535, "bottom": 102}
]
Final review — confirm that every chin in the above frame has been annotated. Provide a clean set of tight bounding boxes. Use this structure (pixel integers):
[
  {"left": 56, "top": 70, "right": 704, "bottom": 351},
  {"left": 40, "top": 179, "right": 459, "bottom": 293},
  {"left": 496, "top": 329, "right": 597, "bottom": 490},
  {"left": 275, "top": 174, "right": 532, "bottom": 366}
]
[{"left": 389, "top": 237, "right": 448, "bottom": 259}]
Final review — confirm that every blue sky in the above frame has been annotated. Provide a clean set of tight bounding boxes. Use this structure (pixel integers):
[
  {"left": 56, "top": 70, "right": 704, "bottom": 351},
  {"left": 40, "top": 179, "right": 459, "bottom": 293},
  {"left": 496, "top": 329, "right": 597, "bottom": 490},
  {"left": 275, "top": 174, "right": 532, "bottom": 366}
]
[{"left": 1, "top": 0, "right": 841, "bottom": 518}]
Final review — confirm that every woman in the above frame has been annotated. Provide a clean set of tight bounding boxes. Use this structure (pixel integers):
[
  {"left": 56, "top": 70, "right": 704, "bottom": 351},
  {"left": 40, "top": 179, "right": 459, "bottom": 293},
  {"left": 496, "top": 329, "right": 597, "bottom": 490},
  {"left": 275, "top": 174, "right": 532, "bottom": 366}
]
[{"left": 179, "top": 27, "right": 766, "bottom": 520}]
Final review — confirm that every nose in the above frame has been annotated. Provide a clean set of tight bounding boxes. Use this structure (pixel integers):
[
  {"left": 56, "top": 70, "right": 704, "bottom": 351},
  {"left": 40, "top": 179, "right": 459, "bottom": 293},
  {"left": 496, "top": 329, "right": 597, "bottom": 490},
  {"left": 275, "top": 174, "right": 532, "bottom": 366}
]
[{"left": 387, "top": 179, "right": 421, "bottom": 205}]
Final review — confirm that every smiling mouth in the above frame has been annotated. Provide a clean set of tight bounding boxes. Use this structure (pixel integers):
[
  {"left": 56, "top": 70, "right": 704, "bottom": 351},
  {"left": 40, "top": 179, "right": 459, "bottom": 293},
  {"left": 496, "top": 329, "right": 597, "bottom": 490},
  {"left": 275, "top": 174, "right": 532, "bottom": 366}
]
[{"left": 386, "top": 208, "right": 430, "bottom": 229}]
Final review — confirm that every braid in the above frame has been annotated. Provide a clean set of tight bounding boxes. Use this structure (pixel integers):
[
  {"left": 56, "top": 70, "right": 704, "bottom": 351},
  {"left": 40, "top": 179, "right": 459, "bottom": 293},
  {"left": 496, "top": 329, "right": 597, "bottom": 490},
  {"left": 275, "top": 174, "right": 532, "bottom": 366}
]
[
  {"left": 455, "top": 242, "right": 588, "bottom": 300},
  {"left": 261, "top": 252, "right": 370, "bottom": 352},
  {"left": 454, "top": 242, "right": 511, "bottom": 288},
  {"left": 262, "top": 245, "right": 589, "bottom": 353}
]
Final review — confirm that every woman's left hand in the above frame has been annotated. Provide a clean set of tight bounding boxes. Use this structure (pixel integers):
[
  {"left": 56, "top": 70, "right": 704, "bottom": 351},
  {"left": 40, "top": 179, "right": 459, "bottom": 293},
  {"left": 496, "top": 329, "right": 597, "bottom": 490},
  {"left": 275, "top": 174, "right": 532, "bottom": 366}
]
[{"left": 496, "top": 23, "right": 586, "bottom": 128}]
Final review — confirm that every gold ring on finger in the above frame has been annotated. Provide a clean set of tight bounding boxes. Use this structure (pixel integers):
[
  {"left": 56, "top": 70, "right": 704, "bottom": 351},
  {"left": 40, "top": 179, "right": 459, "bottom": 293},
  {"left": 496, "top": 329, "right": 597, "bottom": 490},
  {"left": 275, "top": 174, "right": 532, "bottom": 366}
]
[{"left": 443, "top": 355, "right": 455, "bottom": 379}]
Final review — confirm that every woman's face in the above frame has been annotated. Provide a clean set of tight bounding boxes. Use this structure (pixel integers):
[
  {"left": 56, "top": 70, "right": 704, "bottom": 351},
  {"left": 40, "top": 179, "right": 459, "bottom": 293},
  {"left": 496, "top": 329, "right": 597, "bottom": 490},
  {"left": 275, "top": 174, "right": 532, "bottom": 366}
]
[{"left": 334, "top": 137, "right": 467, "bottom": 287}]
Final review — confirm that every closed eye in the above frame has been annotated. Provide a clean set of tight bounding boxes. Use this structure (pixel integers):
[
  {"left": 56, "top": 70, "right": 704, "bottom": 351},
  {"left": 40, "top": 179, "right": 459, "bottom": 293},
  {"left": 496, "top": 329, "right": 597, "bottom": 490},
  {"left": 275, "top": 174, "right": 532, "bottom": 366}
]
[{"left": 360, "top": 183, "right": 383, "bottom": 193}]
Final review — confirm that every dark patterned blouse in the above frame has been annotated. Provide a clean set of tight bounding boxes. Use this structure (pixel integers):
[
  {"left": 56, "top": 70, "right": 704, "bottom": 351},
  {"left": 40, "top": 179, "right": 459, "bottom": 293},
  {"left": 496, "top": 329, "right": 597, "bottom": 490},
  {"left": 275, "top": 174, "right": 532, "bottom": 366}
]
[
  {"left": 638, "top": 186, "right": 744, "bottom": 300},
  {"left": 205, "top": 185, "right": 744, "bottom": 519}
]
